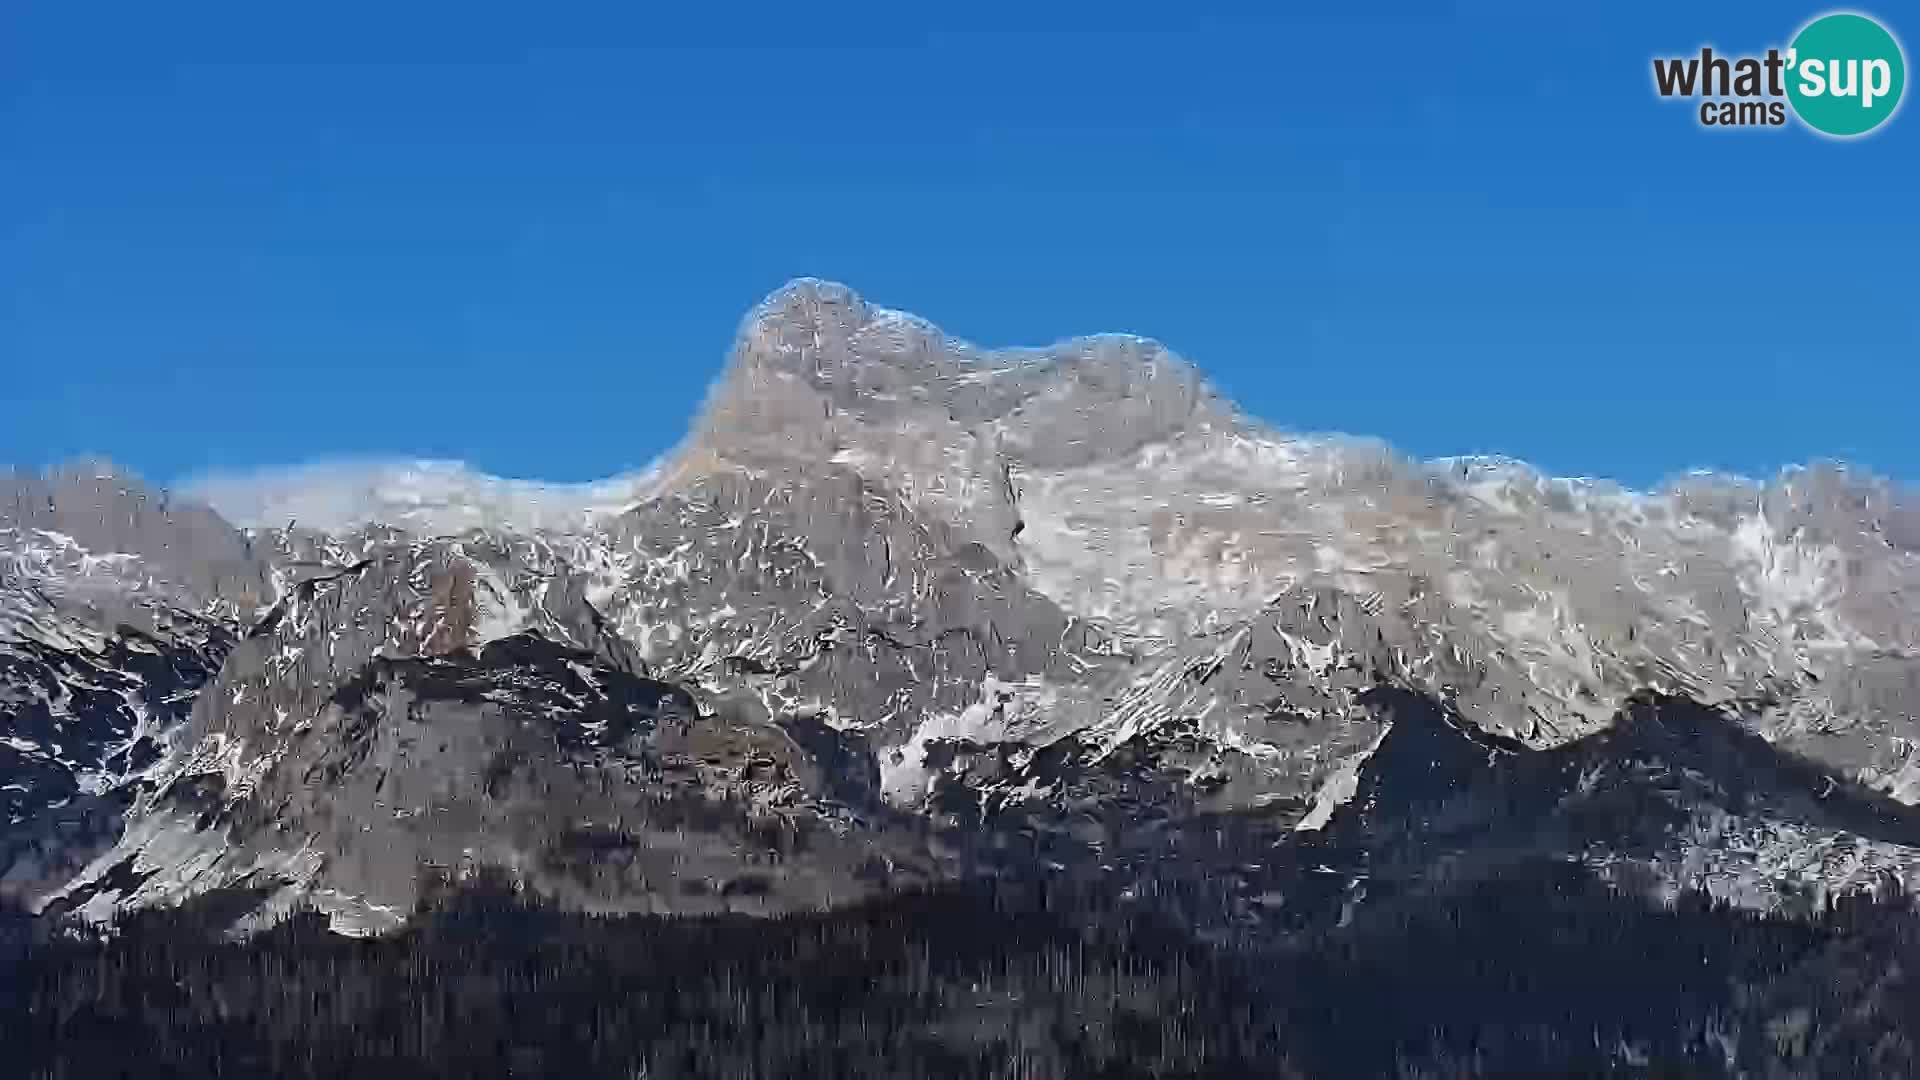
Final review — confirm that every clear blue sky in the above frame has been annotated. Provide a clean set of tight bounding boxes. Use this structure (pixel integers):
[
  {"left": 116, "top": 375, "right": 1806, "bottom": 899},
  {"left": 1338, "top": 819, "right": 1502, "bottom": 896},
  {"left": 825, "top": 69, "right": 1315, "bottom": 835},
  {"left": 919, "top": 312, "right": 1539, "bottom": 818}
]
[{"left": 3, "top": 2, "right": 1915, "bottom": 488}]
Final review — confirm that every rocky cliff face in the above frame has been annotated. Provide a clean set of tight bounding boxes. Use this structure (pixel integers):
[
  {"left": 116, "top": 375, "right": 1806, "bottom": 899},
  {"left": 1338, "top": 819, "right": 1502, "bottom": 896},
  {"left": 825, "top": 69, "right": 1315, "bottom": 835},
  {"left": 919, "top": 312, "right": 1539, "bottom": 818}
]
[
  {"left": 0, "top": 468, "right": 254, "bottom": 906},
  {"left": 8, "top": 279, "right": 1920, "bottom": 936}
]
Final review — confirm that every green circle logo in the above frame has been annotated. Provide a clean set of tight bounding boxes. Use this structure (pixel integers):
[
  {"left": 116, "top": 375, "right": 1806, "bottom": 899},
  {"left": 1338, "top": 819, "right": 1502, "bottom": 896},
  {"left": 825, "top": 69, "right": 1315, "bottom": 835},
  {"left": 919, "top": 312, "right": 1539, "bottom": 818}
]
[{"left": 1786, "top": 12, "right": 1906, "bottom": 136}]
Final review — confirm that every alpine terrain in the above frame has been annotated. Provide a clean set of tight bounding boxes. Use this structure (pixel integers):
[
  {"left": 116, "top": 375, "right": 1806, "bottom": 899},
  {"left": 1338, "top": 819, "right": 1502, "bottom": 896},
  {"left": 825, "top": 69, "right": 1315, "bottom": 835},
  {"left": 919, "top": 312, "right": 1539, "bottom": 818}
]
[{"left": 6, "top": 279, "right": 1920, "bottom": 1077}]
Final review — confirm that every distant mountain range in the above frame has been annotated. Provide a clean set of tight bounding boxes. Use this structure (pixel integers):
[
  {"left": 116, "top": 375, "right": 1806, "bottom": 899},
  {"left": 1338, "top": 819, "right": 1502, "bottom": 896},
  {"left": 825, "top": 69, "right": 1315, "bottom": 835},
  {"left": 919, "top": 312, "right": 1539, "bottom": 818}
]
[{"left": 5, "top": 277, "right": 1918, "bottom": 947}]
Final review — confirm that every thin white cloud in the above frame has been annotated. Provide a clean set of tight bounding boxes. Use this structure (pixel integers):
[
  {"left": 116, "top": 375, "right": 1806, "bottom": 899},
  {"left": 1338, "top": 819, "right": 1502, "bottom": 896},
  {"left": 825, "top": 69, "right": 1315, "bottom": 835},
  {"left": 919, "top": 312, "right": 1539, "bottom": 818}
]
[{"left": 180, "top": 457, "right": 666, "bottom": 535}]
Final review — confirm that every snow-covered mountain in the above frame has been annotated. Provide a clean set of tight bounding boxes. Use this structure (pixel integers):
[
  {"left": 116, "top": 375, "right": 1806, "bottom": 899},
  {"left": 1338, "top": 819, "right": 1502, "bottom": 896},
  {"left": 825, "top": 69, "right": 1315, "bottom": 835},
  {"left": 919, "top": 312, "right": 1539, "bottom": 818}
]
[{"left": 7, "top": 279, "right": 1920, "bottom": 937}]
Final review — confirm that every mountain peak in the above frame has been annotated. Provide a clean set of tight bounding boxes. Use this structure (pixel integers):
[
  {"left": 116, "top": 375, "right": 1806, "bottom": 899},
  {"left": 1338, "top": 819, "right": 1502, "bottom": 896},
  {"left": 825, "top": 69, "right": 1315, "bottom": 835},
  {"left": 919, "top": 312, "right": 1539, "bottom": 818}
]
[
  {"left": 674, "top": 281, "right": 1236, "bottom": 563},
  {"left": 699, "top": 279, "right": 1229, "bottom": 466},
  {"left": 2, "top": 459, "right": 268, "bottom": 609},
  {"left": 736, "top": 277, "right": 1200, "bottom": 384}
]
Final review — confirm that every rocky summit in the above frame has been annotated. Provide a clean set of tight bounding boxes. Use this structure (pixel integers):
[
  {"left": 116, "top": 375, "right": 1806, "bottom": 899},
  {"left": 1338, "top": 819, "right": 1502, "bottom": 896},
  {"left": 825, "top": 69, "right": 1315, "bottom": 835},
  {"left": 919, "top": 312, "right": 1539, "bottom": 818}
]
[{"left": 5, "top": 279, "right": 1920, "bottom": 942}]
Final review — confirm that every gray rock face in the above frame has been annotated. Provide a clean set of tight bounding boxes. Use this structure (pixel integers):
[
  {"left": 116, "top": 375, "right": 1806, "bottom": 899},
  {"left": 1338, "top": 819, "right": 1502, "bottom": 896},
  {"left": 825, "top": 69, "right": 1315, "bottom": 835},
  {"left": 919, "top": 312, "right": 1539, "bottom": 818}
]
[
  {"left": 12, "top": 279, "right": 1920, "bottom": 935},
  {"left": 52, "top": 632, "right": 930, "bottom": 934},
  {"left": 2, "top": 461, "right": 271, "bottom": 615},
  {"left": 0, "top": 615, "right": 232, "bottom": 903},
  {"left": 685, "top": 280, "right": 1230, "bottom": 566},
  {"left": 1, "top": 469, "right": 252, "bottom": 908}
]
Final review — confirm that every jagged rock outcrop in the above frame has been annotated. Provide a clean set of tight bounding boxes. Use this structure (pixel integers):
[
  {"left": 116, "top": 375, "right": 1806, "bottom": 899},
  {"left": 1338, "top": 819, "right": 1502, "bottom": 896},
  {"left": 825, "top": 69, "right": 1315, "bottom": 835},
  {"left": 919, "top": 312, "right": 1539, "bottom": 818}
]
[
  {"left": 48, "top": 631, "right": 937, "bottom": 934},
  {"left": 1, "top": 469, "right": 259, "bottom": 905}
]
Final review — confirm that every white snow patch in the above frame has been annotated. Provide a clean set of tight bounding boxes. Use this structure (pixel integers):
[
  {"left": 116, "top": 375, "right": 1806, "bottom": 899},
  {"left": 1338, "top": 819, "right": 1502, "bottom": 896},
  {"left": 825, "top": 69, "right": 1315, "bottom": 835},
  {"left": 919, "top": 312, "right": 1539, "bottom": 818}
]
[
  {"left": 879, "top": 677, "right": 1020, "bottom": 807},
  {"left": 1295, "top": 724, "right": 1391, "bottom": 833}
]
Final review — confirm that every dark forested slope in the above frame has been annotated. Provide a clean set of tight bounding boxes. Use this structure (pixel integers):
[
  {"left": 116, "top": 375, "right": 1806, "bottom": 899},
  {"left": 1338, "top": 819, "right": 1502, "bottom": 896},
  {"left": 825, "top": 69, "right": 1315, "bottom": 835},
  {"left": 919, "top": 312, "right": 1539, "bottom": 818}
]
[{"left": 6, "top": 867, "right": 1917, "bottom": 1080}]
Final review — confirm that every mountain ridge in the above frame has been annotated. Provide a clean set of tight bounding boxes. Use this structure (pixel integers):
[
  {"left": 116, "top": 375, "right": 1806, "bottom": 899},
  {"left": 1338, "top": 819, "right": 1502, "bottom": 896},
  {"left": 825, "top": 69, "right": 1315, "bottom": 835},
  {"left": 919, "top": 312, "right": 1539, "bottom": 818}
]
[
  {"left": 5, "top": 278, "right": 1919, "bottom": 942},
  {"left": 157, "top": 278, "right": 1920, "bottom": 545}
]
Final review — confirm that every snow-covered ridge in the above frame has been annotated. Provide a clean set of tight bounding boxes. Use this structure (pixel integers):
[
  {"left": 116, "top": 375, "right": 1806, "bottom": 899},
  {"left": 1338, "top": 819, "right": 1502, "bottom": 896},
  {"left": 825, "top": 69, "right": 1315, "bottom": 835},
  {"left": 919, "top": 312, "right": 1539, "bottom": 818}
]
[
  {"left": 150, "top": 279, "right": 1914, "bottom": 551},
  {"left": 10, "top": 277, "right": 1920, "bottom": 936},
  {"left": 181, "top": 458, "right": 667, "bottom": 535}
]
